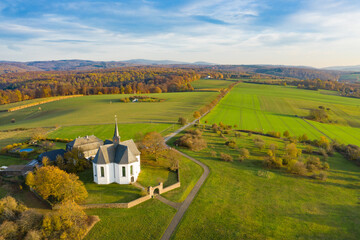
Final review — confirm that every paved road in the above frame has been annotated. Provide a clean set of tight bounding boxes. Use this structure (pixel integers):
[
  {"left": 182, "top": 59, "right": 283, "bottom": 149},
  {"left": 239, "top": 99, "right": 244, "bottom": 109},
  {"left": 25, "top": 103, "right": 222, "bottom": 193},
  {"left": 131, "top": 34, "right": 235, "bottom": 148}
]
[
  {"left": 161, "top": 120, "right": 210, "bottom": 240},
  {"left": 164, "top": 119, "right": 197, "bottom": 142}
]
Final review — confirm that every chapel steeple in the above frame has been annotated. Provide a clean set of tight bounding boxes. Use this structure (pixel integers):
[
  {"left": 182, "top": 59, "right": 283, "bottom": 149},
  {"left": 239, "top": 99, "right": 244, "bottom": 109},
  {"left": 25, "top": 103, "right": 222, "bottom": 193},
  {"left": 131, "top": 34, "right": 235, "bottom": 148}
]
[{"left": 113, "top": 115, "right": 120, "bottom": 144}]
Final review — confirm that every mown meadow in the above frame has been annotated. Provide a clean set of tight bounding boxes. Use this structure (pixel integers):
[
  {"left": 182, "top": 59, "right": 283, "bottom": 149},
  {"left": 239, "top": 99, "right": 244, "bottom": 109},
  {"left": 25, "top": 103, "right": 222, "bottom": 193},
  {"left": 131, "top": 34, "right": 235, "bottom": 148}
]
[
  {"left": 170, "top": 128, "right": 360, "bottom": 240},
  {"left": 202, "top": 83, "right": 360, "bottom": 145},
  {"left": 0, "top": 91, "right": 218, "bottom": 130}
]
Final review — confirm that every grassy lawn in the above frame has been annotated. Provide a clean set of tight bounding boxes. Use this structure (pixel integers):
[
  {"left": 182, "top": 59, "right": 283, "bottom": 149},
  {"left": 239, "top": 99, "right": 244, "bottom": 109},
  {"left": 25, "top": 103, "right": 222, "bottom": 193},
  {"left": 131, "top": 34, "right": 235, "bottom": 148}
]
[
  {"left": 0, "top": 91, "right": 218, "bottom": 130},
  {"left": 162, "top": 155, "right": 203, "bottom": 202},
  {"left": 85, "top": 199, "right": 176, "bottom": 240},
  {"left": 0, "top": 155, "right": 29, "bottom": 165},
  {"left": 78, "top": 169, "right": 143, "bottom": 204},
  {"left": 137, "top": 164, "right": 178, "bottom": 188},
  {"left": 203, "top": 83, "right": 360, "bottom": 145},
  {"left": 170, "top": 128, "right": 360, "bottom": 240},
  {"left": 48, "top": 123, "right": 175, "bottom": 141}
]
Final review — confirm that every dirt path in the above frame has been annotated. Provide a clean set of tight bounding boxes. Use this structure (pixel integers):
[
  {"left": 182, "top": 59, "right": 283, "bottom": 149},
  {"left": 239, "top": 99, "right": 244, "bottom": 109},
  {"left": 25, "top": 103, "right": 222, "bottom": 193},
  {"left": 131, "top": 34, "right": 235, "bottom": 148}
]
[
  {"left": 161, "top": 124, "right": 210, "bottom": 240},
  {"left": 156, "top": 195, "right": 182, "bottom": 210}
]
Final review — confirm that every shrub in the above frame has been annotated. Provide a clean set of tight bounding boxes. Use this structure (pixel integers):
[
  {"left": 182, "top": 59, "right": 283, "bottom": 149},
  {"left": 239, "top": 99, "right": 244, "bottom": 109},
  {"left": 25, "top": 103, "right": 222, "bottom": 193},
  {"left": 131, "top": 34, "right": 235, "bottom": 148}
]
[
  {"left": 267, "top": 131, "right": 281, "bottom": 138},
  {"left": 24, "top": 230, "right": 42, "bottom": 240},
  {"left": 287, "top": 160, "right": 307, "bottom": 176},
  {"left": 269, "top": 143, "right": 278, "bottom": 153},
  {"left": 322, "top": 162, "right": 330, "bottom": 170},
  {"left": 178, "top": 117, "right": 187, "bottom": 126},
  {"left": 263, "top": 156, "right": 282, "bottom": 169},
  {"left": 225, "top": 140, "right": 237, "bottom": 149},
  {"left": 248, "top": 132, "right": 252, "bottom": 137},
  {"left": 305, "top": 156, "right": 322, "bottom": 172},
  {"left": 210, "top": 151, "right": 217, "bottom": 157},
  {"left": 283, "top": 130, "right": 290, "bottom": 138},
  {"left": 304, "top": 145, "right": 313, "bottom": 154},
  {"left": 0, "top": 221, "right": 19, "bottom": 239},
  {"left": 255, "top": 141, "right": 265, "bottom": 150},
  {"left": 177, "top": 131, "right": 207, "bottom": 151},
  {"left": 234, "top": 132, "right": 242, "bottom": 137},
  {"left": 319, "top": 148, "right": 328, "bottom": 161},
  {"left": 285, "top": 143, "right": 301, "bottom": 158},
  {"left": 298, "top": 134, "right": 308, "bottom": 142},
  {"left": 220, "top": 153, "right": 233, "bottom": 162},
  {"left": 311, "top": 171, "right": 328, "bottom": 181},
  {"left": 238, "top": 148, "right": 250, "bottom": 161}
]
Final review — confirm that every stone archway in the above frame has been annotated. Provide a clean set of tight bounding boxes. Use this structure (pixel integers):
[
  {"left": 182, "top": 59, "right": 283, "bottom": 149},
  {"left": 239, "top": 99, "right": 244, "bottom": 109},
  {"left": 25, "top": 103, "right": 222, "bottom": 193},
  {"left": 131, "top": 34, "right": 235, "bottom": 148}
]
[{"left": 153, "top": 188, "right": 160, "bottom": 195}]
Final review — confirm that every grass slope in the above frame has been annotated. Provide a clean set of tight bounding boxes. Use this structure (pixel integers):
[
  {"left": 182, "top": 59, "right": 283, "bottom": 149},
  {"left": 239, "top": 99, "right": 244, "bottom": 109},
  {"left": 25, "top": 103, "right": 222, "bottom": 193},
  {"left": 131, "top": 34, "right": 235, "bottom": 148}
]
[
  {"left": 85, "top": 200, "right": 176, "bottom": 240},
  {"left": 0, "top": 92, "right": 218, "bottom": 130},
  {"left": 203, "top": 83, "right": 360, "bottom": 145},
  {"left": 171, "top": 129, "right": 360, "bottom": 240},
  {"left": 162, "top": 155, "right": 203, "bottom": 202}
]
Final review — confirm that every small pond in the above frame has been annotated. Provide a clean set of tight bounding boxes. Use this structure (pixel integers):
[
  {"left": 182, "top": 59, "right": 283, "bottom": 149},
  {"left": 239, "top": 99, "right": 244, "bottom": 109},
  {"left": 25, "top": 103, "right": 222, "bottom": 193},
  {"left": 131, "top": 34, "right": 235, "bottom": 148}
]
[{"left": 19, "top": 148, "right": 34, "bottom": 153}]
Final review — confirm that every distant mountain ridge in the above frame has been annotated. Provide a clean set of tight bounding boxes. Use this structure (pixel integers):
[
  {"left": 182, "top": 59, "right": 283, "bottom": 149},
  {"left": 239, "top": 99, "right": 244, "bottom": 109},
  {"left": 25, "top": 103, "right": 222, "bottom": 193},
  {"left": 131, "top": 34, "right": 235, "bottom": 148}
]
[
  {"left": 323, "top": 65, "right": 360, "bottom": 72},
  {"left": 0, "top": 59, "right": 215, "bottom": 73}
]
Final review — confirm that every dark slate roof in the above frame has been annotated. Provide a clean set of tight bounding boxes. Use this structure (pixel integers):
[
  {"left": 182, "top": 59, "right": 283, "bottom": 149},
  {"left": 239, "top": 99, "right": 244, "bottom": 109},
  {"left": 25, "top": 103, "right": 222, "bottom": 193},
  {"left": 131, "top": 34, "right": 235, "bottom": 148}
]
[
  {"left": 93, "top": 142, "right": 138, "bottom": 165},
  {"left": 104, "top": 139, "right": 113, "bottom": 145},
  {"left": 120, "top": 139, "right": 141, "bottom": 156},
  {"left": 37, "top": 149, "right": 66, "bottom": 162}
]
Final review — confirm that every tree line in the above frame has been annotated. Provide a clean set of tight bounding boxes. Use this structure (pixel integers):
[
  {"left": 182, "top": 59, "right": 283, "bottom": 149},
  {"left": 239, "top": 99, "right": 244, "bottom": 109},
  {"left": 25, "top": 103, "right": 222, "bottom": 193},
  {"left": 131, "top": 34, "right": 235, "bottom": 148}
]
[{"left": 0, "top": 67, "right": 226, "bottom": 105}]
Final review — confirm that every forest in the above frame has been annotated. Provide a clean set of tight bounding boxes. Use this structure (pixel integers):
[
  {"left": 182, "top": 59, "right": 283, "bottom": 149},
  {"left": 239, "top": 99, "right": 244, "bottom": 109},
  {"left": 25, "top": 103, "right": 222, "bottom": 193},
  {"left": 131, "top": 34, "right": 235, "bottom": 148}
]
[{"left": 0, "top": 67, "right": 225, "bottom": 105}]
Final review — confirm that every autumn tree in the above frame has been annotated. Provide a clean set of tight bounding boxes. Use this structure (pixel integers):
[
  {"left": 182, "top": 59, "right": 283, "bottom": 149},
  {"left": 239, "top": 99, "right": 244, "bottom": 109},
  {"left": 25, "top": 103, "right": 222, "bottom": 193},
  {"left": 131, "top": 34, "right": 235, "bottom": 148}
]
[
  {"left": 178, "top": 117, "right": 187, "bottom": 126},
  {"left": 26, "top": 166, "right": 88, "bottom": 204},
  {"left": 139, "top": 132, "right": 167, "bottom": 161},
  {"left": 193, "top": 111, "right": 201, "bottom": 119}
]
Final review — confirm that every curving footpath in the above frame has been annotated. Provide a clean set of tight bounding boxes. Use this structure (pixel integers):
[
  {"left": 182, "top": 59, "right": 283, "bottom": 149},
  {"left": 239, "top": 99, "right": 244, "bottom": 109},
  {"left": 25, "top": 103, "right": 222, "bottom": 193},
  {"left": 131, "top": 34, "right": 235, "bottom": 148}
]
[{"left": 161, "top": 120, "right": 210, "bottom": 240}]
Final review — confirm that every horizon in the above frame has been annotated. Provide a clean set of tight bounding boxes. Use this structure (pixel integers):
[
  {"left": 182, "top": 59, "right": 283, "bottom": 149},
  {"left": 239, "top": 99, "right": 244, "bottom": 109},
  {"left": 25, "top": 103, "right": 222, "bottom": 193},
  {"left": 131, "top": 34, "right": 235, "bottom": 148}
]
[{"left": 1, "top": 0, "right": 360, "bottom": 68}]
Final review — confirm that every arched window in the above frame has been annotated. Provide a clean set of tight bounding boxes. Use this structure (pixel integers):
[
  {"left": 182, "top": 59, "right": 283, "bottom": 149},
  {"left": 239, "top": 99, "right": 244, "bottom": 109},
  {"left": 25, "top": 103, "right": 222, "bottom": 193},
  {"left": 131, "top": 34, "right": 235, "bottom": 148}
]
[
  {"left": 101, "top": 167, "right": 105, "bottom": 177},
  {"left": 122, "top": 166, "right": 126, "bottom": 177},
  {"left": 130, "top": 165, "right": 133, "bottom": 175}
]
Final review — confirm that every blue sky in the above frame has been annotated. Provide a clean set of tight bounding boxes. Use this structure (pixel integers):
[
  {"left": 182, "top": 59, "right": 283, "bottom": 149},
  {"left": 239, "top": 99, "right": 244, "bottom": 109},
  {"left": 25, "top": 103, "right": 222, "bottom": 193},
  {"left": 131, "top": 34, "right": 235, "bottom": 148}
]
[{"left": 0, "top": 0, "right": 359, "bottom": 67}]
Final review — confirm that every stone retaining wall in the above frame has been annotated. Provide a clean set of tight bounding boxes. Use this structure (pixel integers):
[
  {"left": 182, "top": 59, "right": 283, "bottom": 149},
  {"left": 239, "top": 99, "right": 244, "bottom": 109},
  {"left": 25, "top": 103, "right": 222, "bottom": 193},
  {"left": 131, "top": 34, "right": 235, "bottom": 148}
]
[{"left": 81, "top": 169, "right": 181, "bottom": 209}]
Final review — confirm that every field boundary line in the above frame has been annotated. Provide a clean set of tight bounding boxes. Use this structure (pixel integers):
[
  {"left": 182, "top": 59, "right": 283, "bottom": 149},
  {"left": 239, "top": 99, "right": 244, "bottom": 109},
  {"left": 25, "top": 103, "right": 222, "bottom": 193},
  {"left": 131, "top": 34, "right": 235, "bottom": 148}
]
[{"left": 300, "top": 118, "right": 334, "bottom": 141}]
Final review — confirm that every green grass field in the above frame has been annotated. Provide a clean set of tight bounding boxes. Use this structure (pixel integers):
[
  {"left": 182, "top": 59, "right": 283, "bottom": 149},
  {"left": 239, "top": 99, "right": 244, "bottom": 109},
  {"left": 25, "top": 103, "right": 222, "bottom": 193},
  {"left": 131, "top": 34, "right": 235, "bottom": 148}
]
[
  {"left": 85, "top": 200, "right": 176, "bottom": 240},
  {"left": 162, "top": 155, "right": 203, "bottom": 202},
  {"left": 0, "top": 91, "right": 218, "bottom": 130},
  {"left": 170, "top": 128, "right": 360, "bottom": 240},
  {"left": 203, "top": 83, "right": 360, "bottom": 145},
  {"left": 191, "top": 79, "right": 236, "bottom": 90},
  {"left": 0, "top": 155, "right": 29, "bottom": 166},
  {"left": 137, "top": 165, "right": 178, "bottom": 188},
  {"left": 47, "top": 123, "right": 175, "bottom": 141}
]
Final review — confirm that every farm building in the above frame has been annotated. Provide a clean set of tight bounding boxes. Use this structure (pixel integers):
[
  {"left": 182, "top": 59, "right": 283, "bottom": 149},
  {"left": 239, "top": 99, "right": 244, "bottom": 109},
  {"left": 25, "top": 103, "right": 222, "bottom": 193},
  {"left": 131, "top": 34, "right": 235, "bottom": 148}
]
[
  {"left": 0, "top": 165, "right": 33, "bottom": 176},
  {"left": 66, "top": 135, "right": 104, "bottom": 159},
  {"left": 37, "top": 149, "right": 66, "bottom": 163},
  {"left": 92, "top": 119, "right": 141, "bottom": 184}
]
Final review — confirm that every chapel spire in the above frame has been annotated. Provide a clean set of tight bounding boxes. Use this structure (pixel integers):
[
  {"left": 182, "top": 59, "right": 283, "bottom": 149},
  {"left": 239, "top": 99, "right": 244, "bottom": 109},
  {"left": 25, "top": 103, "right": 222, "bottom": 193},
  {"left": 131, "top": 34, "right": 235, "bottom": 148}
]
[{"left": 113, "top": 115, "right": 120, "bottom": 144}]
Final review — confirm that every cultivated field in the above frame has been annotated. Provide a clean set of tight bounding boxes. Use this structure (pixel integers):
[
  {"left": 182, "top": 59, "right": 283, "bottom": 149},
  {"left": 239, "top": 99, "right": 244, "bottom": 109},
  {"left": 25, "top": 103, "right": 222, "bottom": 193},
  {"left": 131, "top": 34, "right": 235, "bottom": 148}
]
[
  {"left": 171, "top": 128, "right": 360, "bottom": 239},
  {"left": 203, "top": 83, "right": 360, "bottom": 145},
  {"left": 191, "top": 79, "right": 236, "bottom": 91},
  {"left": 0, "top": 91, "right": 218, "bottom": 130}
]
